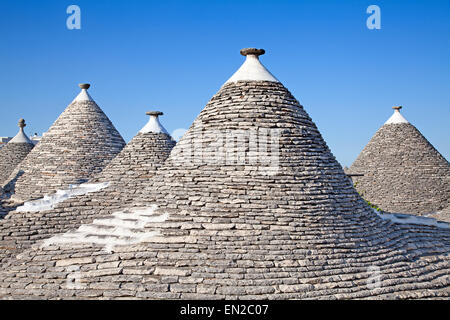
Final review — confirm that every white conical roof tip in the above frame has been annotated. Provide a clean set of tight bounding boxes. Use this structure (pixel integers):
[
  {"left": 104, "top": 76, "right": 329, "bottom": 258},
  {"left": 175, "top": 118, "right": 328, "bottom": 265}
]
[
  {"left": 9, "top": 118, "right": 33, "bottom": 144},
  {"left": 385, "top": 106, "right": 409, "bottom": 125},
  {"left": 73, "top": 83, "right": 94, "bottom": 102},
  {"left": 139, "top": 111, "right": 169, "bottom": 135},
  {"left": 225, "top": 48, "right": 279, "bottom": 85}
]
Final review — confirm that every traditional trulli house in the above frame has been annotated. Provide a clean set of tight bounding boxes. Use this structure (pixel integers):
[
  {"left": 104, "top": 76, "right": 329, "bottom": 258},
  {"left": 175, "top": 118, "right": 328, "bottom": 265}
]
[
  {"left": 348, "top": 106, "right": 450, "bottom": 217},
  {"left": 0, "top": 111, "right": 175, "bottom": 266},
  {"left": 0, "top": 49, "right": 449, "bottom": 300},
  {"left": 2, "top": 84, "right": 126, "bottom": 202},
  {"left": 0, "top": 119, "right": 35, "bottom": 186}
]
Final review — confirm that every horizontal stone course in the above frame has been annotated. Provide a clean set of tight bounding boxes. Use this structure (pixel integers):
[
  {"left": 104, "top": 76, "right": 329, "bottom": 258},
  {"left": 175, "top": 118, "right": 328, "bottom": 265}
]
[
  {"left": 0, "top": 128, "right": 175, "bottom": 267},
  {"left": 0, "top": 142, "right": 34, "bottom": 186}
]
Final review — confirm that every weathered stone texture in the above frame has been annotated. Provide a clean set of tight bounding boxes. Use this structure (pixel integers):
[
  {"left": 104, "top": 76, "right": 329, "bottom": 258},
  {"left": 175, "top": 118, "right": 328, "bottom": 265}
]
[
  {"left": 349, "top": 123, "right": 450, "bottom": 216},
  {"left": 91, "top": 132, "right": 175, "bottom": 186},
  {"left": 0, "top": 142, "right": 34, "bottom": 186},
  {"left": 429, "top": 206, "right": 450, "bottom": 223},
  {"left": 0, "top": 132, "right": 175, "bottom": 266},
  {"left": 3, "top": 98, "right": 125, "bottom": 202},
  {"left": 0, "top": 80, "right": 448, "bottom": 300}
]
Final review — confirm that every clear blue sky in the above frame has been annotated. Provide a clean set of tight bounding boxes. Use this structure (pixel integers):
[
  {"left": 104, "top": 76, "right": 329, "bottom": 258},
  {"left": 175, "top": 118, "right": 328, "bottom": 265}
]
[{"left": 1, "top": 0, "right": 449, "bottom": 167}]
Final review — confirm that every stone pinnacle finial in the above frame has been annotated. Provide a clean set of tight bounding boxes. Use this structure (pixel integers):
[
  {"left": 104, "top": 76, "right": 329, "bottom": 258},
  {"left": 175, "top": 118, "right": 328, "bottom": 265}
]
[
  {"left": 10, "top": 118, "right": 32, "bottom": 144},
  {"left": 393, "top": 106, "right": 403, "bottom": 111},
  {"left": 79, "top": 83, "right": 91, "bottom": 90},
  {"left": 146, "top": 111, "right": 164, "bottom": 117},
  {"left": 18, "top": 118, "right": 26, "bottom": 129},
  {"left": 240, "top": 48, "right": 265, "bottom": 57}
]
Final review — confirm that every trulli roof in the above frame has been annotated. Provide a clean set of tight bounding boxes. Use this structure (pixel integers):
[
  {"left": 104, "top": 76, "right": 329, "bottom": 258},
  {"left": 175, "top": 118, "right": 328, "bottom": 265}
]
[
  {"left": 0, "top": 50, "right": 448, "bottom": 300},
  {"left": 0, "top": 119, "right": 34, "bottom": 186},
  {"left": 349, "top": 107, "right": 450, "bottom": 216},
  {"left": 2, "top": 84, "right": 126, "bottom": 202}
]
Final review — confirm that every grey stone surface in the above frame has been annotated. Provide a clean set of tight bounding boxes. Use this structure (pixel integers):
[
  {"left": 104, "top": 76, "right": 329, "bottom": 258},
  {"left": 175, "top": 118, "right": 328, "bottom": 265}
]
[
  {"left": 0, "top": 119, "right": 35, "bottom": 186},
  {"left": 429, "top": 206, "right": 450, "bottom": 223},
  {"left": 0, "top": 127, "right": 175, "bottom": 266},
  {"left": 0, "top": 142, "right": 34, "bottom": 186},
  {"left": 2, "top": 87, "right": 125, "bottom": 202},
  {"left": 0, "top": 79, "right": 448, "bottom": 300},
  {"left": 348, "top": 121, "right": 450, "bottom": 216}
]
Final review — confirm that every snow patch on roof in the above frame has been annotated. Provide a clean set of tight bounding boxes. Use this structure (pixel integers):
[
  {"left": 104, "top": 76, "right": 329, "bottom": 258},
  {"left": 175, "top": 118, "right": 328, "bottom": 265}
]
[
  {"left": 16, "top": 182, "right": 110, "bottom": 213},
  {"left": 225, "top": 54, "right": 279, "bottom": 84},
  {"left": 72, "top": 89, "right": 94, "bottom": 103},
  {"left": 140, "top": 114, "right": 169, "bottom": 135},
  {"left": 41, "top": 205, "right": 169, "bottom": 253},
  {"left": 377, "top": 210, "right": 450, "bottom": 229},
  {"left": 385, "top": 110, "right": 409, "bottom": 125}
]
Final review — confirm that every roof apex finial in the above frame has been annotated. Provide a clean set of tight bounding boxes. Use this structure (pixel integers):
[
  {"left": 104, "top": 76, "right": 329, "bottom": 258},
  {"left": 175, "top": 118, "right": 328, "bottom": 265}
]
[
  {"left": 9, "top": 118, "right": 33, "bottom": 144},
  {"left": 224, "top": 48, "right": 278, "bottom": 84},
  {"left": 385, "top": 106, "right": 409, "bottom": 124},
  {"left": 146, "top": 111, "right": 164, "bottom": 117},
  {"left": 18, "top": 118, "right": 26, "bottom": 129},
  {"left": 73, "top": 83, "right": 94, "bottom": 102},
  {"left": 79, "top": 83, "right": 91, "bottom": 90},
  {"left": 240, "top": 48, "right": 265, "bottom": 57}
]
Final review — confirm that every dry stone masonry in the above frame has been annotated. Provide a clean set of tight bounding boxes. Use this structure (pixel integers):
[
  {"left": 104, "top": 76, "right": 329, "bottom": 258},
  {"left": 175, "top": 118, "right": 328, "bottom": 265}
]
[
  {"left": 0, "top": 112, "right": 175, "bottom": 266},
  {"left": 0, "top": 119, "right": 35, "bottom": 186},
  {"left": 3, "top": 84, "right": 126, "bottom": 202},
  {"left": 431, "top": 206, "right": 450, "bottom": 223},
  {"left": 349, "top": 106, "right": 450, "bottom": 217},
  {"left": 0, "top": 50, "right": 448, "bottom": 300}
]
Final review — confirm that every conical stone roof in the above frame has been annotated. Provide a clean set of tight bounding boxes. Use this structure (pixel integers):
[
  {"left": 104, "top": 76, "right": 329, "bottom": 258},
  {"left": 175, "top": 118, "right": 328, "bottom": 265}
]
[
  {"left": 3, "top": 84, "right": 126, "bottom": 202},
  {"left": 0, "top": 112, "right": 175, "bottom": 266},
  {"left": 90, "top": 111, "right": 175, "bottom": 186},
  {"left": 0, "top": 50, "right": 449, "bottom": 300},
  {"left": 0, "top": 119, "right": 35, "bottom": 186},
  {"left": 349, "top": 106, "right": 450, "bottom": 216}
]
